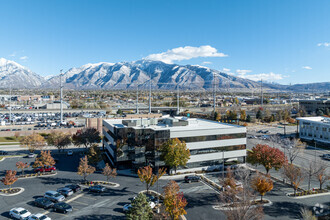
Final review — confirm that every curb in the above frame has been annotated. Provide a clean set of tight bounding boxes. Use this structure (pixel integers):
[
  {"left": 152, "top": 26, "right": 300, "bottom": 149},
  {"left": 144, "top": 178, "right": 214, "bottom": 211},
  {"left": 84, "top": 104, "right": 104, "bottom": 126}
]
[
  {"left": 92, "top": 180, "right": 120, "bottom": 188},
  {"left": 0, "top": 155, "right": 27, "bottom": 162},
  {"left": 0, "top": 187, "right": 25, "bottom": 196},
  {"left": 286, "top": 191, "right": 330, "bottom": 199},
  {"left": 17, "top": 172, "right": 58, "bottom": 179}
]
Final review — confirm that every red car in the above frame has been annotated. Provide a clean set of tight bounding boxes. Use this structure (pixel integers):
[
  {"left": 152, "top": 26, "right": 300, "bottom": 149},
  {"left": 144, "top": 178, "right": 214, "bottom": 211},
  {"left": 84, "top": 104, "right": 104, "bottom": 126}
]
[{"left": 34, "top": 166, "right": 56, "bottom": 173}]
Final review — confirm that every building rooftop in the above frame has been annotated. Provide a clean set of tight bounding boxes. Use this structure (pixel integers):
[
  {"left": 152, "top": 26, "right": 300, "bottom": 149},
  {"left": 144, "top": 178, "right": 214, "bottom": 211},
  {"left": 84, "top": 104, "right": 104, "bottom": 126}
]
[
  {"left": 104, "top": 116, "right": 245, "bottom": 131},
  {"left": 297, "top": 116, "right": 330, "bottom": 124}
]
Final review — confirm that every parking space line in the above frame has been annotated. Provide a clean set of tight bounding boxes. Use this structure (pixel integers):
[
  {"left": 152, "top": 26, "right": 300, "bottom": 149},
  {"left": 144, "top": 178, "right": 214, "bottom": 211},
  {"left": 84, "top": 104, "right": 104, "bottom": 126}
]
[{"left": 71, "top": 200, "right": 89, "bottom": 206}]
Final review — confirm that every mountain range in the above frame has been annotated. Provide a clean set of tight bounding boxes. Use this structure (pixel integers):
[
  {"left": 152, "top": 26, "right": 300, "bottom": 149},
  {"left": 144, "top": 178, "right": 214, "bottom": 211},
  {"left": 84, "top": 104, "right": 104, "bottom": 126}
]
[{"left": 0, "top": 58, "right": 329, "bottom": 92}]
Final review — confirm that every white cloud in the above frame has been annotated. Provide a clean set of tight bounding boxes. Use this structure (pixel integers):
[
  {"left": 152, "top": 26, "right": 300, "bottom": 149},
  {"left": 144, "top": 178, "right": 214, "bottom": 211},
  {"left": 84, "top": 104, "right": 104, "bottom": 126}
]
[
  {"left": 202, "top": 61, "right": 212, "bottom": 65},
  {"left": 302, "top": 66, "right": 312, "bottom": 70},
  {"left": 9, "top": 52, "right": 16, "bottom": 57},
  {"left": 222, "top": 68, "right": 230, "bottom": 72},
  {"left": 238, "top": 72, "right": 284, "bottom": 81},
  {"left": 317, "top": 42, "right": 330, "bottom": 47},
  {"left": 236, "top": 69, "right": 252, "bottom": 77},
  {"left": 20, "top": 56, "right": 28, "bottom": 61},
  {"left": 144, "top": 45, "right": 228, "bottom": 63}
]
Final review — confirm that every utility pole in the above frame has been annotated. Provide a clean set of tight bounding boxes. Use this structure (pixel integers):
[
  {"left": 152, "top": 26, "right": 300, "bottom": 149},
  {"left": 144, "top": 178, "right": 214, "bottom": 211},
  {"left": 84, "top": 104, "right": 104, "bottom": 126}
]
[
  {"left": 136, "top": 85, "right": 139, "bottom": 114},
  {"left": 60, "top": 69, "right": 63, "bottom": 124},
  {"left": 214, "top": 74, "right": 216, "bottom": 112},
  {"left": 149, "top": 73, "right": 151, "bottom": 114},
  {"left": 260, "top": 79, "right": 263, "bottom": 106},
  {"left": 9, "top": 84, "right": 12, "bottom": 125},
  {"left": 177, "top": 84, "right": 180, "bottom": 115}
]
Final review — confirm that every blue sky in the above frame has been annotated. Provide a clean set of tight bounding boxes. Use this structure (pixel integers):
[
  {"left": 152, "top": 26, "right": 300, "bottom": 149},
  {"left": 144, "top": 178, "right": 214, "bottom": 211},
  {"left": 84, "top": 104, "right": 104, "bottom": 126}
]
[{"left": 1, "top": 0, "right": 330, "bottom": 84}]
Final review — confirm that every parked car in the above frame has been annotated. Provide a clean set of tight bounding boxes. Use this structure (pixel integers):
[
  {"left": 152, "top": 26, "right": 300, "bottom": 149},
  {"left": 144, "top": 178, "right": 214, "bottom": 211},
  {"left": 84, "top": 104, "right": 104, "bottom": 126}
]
[
  {"left": 0, "top": 150, "right": 8, "bottom": 155},
  {"left": 33, "top": 197, "right": 54, "bottom": 209},
  {"left": 27, "top": 213, "right": 51, "bottom": 220},
  {"left": 321, "top": 154, "right": 330, "bottom": 161},
  {"left": 65, "top": 184, "right": 81, "bottom": 193},
  {"left": 34, "top": 166, "right": 56, "bottom": 173},
  {"left": 57, "top": 187, "right": 73, "bottom": 197},
  {"left": 88, "top": 185, "right": 106, "bottom": 193},
  {"left": 52, "top": 202, "right": 72, "bottom": 214},
  {"left": 123, "top": 204, "right": 132, "bottom": 213},
  {"left": 67, "top": 150, "right": 73, "bottom": 156},
  {"left": 27, "top": 153, "right": 35, "bottom": 158},
  {"left": 9, "top": 207, "right": 31, "bottom": 219},
  {"left": 44, "top": 191, "right": 65, "bottom": 203},
  {"left": 184, "top": 175, "right": 201, "bottom": 183}
]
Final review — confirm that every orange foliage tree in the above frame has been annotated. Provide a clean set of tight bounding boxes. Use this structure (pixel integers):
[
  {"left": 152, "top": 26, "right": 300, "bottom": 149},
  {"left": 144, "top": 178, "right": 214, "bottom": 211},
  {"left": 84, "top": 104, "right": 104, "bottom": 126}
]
[
  {"left": 282, "top": 164, "right": 304, "bottom": 194},
  {"left": 247, "top": 144, "right": 287, "bottom": 174},
  {"left": 102, "top": 163, "right": 117, "bottom": 182},
  {"left": 163, "top": 180, "right": 188, "bottom": 220},
  {"left": 20, "top": 133, "right": 46, "bottom": 152},
  {"left": 77, "top": 156, "right": 95, "bottom": 182},
  {"left": 251, "top": 173, "right": 273, "bottom": 201},
  {"left": 33, "top": 151, "right": 55, "bottom": 170},
  {"left": 1, "top": 170, "right": 18, "bottom": 189},
  {"left": 16, "top": 161, "right": 29, "bottom": 175},
  {"left": 137, "top": 165, "right": 166, "bottom": 194}
]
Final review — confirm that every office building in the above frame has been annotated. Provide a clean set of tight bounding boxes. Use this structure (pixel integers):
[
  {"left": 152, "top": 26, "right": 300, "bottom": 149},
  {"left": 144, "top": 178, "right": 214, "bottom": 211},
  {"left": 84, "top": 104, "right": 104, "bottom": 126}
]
[{"left": 297, "top": 116, "right": 330, "bottom": 145}]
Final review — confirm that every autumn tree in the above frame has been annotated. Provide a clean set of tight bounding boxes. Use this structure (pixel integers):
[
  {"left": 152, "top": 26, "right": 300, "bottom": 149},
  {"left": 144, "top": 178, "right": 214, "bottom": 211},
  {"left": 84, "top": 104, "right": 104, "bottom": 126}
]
[
  {"left": 251, "top": 173, "right": 273, "bottom": 201},
  {"left": 77, "top": 156, "right": 95, "bottom": 182},
  {"left": 16, "top": 161, "right": 29, "bottom": 175},
  {"left": 247, "top": 144, "right": 287, "bottom": 174},
  {"left": 161, "top": 138, "right": 190, "bottom": 173},
  {"left": 163, "top": 180, "right": 188, "bottom": 220},
  {"left": 33, "top": 151, "right": 55, "bottom": 171},
  {"left": 240, "top": 109, "right": 246, "bottom": 121},
  {"left": 20, "top": 133, "right": 46, "bottom": 152},
  {"left": 314, "top": 160, "right": 330, "bottom": 190},
  {"left": 47, "top": 131, "right": 72, "bottom": 152},
  {"left": 87, "top": 144, "right": 102, "bottom": 166},
  {"left": 72, "top": 128, "right": 101, "bottom": 149},
  {"left": 126, "top": 193, "right": 153, "bottom": 220},
  {"left": 218, "top": 168, "right": 264, "bottom": 220},
  {"left": 282, "top": 164, "right": 304, "bottom": 194},
  {"left": 102, "top": 163, "right": 117, "bottom": 182},
  {"left": 1, "top": 170, "right": 18, "bottom": 190},
  {"left": 137, "top": 165, "right": 166, "bottom": 194}
]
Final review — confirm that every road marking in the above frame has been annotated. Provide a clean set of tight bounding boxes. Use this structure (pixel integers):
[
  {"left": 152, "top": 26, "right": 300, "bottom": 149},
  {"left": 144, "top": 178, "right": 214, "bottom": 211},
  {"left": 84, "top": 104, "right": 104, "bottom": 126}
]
[
  {"left": 42, "top": 193, "right": 85, "bottom": 215},
  {"left": 71, "top": 200, "right": 89, "bottom": 206}
]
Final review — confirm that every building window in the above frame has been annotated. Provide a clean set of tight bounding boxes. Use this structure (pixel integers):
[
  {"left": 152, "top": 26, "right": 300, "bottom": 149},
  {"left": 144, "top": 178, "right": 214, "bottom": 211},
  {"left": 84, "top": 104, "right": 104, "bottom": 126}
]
[
  {"left": 177, "top": 133, "right": 246, "bottom": 143},
  {"left": 189, "top": 145, "right": 246, "bottom": 155}
]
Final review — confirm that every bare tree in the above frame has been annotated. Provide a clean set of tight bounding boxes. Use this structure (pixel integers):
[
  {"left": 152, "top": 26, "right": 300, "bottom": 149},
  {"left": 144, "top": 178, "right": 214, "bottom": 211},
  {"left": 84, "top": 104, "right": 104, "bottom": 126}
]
[
  {"left": 282, "top": 164, "right": 304, "bottom": 194},
  {"left": 218, "top": 168, "right": 264, "bottom": 220},
  {"left": 282, "top": 138, "right": 305, "bottom": 164},
  {"left": 304, "top": 160, "right": 318, "bottom": 191},
  {"left": 314, "top": 160, "right": 329, "bottom": 190}
]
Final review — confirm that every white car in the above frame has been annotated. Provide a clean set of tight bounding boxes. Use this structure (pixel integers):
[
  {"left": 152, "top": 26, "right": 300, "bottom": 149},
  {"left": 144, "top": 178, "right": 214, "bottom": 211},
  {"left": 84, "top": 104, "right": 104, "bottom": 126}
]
[
  {"left": 27, "top": 213, "right": 51, "bottom": 220},
  {"left": 67, "top": 150, "right": 73, "bottom": 156},
  {"left": 27, "top": 153, "right": 35, "bottom": 158},
  {"left": 9, "top": 207, "right": 31, "bottom": 219}
]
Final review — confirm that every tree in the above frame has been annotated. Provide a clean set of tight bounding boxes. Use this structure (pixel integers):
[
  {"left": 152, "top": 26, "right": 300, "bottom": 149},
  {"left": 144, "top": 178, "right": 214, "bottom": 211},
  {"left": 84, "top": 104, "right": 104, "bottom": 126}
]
[
  {"left": 1, "top": 170, "right": 18, "bottom": 190},
  {"left": 87, "top": 144, "right": 102, "bottom": 166},
  {"left": 282, "top": 138, "right": 305, "bottom": 164},
  {"left": 300, "top": 207, "right": 317, "bottom": 220},
  {"left": 47, "top": 131, "right": 72, "bottom": 152},
  {"left": 240, "top": 109, "right": 246, "bottom": 121},
  {"left": 256, "top": 109, "right": 263, "bottom": 120},
  {"left": 246, "top": 115, "right": 251, "bottom": 123},
  {"left": 117, "top": 109, "right": 123, "bottom": 115},
  {"left": 251, "top": 173, "right": 273, "bottom": 201},
  {"left": 33, "top": 151, "right": 55, "bottom": 170},
  {"left": 282, "top": 164, "right": 304, "bottom": 194},
  {"left": 126, "top": 193, "right": 153, "bottom": 220},
  {"left": 20, "top": 133, "right": 46, "bottom": 152},
  {"left": 218, "top": 168, "right": 264, "bottom": 220},
  {"left": 247, "top": 144, "right": 287, "bottom": 174},
  {"left": 137, "top": 165, "right": 166, "bottom": 194},
  {"left": 163, "top": 180, "right": 188, "bottom": 220},
  {"left": 314, "top": 160, "right": 330, "bottom": 190},
  {"left": 102, "top": 163, "right": 117, "bottom": 182},
  {"left": 72, "top": 128, "right": 101, "bottom": 149},
  {"left": 16, "top": 161, "right": 29, "bottom": 175},
  {"left": 161, "top": 138, "right": 190, "bottom": 173},
  {"left": 77, "top": 156, "right": 95, "bottom": 182}
]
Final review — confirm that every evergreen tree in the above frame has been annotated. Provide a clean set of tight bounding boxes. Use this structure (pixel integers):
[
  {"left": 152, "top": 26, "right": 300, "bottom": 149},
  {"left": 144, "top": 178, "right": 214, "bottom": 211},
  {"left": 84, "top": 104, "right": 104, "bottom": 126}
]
[{"left": 126, "top": 193, "right": 153, "bottom": 220}]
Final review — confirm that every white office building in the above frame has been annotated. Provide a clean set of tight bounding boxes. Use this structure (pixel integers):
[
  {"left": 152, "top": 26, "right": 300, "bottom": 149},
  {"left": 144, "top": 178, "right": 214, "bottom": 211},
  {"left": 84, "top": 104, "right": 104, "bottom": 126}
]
[
  {"left": 297, "top": 117, "right": 330, "bottom": 145},
  {"left": 103, "top": 116, "right": 246, "bottom": 172}
]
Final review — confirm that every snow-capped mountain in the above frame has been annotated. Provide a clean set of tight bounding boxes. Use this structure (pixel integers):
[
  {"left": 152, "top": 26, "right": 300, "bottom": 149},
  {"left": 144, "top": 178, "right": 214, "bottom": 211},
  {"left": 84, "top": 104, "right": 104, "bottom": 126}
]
[
  {"left": 41, "top": 60, "right": 261, "bottom": 91},
  {"left": 0, "top": 58, "right": 45, "bottom": 88}
]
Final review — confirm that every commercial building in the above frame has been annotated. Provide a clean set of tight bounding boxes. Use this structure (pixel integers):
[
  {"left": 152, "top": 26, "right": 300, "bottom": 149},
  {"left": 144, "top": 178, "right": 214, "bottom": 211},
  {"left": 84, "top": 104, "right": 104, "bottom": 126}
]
[
  {"left": 103, "top": 116, "right": 246, "bottom": 172},
  {"left": 297, "top": 117, "right": 330, "bottom": 145},
  {"left": 299, "top": 99, "right": 330, "bottom": 114}
]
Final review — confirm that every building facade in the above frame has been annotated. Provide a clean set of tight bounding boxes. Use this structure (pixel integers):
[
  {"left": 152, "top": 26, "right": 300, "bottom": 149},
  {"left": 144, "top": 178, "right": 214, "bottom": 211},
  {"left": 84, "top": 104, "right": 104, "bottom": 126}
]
[
  {"left": 103, "top": 116, "right": 246, "bottom": 172},
  {"left": 297, "top": 117, "right": 330, "bottom": 145},
  {"left": 299, "top": 99, "right": 330, "bottom": 114}
]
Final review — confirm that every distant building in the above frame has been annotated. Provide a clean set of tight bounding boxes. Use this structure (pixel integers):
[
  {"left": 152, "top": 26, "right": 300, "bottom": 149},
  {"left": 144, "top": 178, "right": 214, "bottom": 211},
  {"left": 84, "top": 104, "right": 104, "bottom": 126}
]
[
  {"left": 103, "top": 116, "right": 246, "bottom": 172},
  {"left": 35, "top": 101, "right": 70, "bottom": 109},
  {"left": 297, "top": 117, "right": 330, "bottom": 145},
  {"left": 299, "top": 99, "right": 330, "bottom": 114}
]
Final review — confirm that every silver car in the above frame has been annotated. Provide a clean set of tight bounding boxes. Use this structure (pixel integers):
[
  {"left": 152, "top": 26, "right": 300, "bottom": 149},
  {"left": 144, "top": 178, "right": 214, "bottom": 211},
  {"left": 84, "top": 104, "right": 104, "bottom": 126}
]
[{"left": 44, "top": 191, "right": 65, "bottom": 203}]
